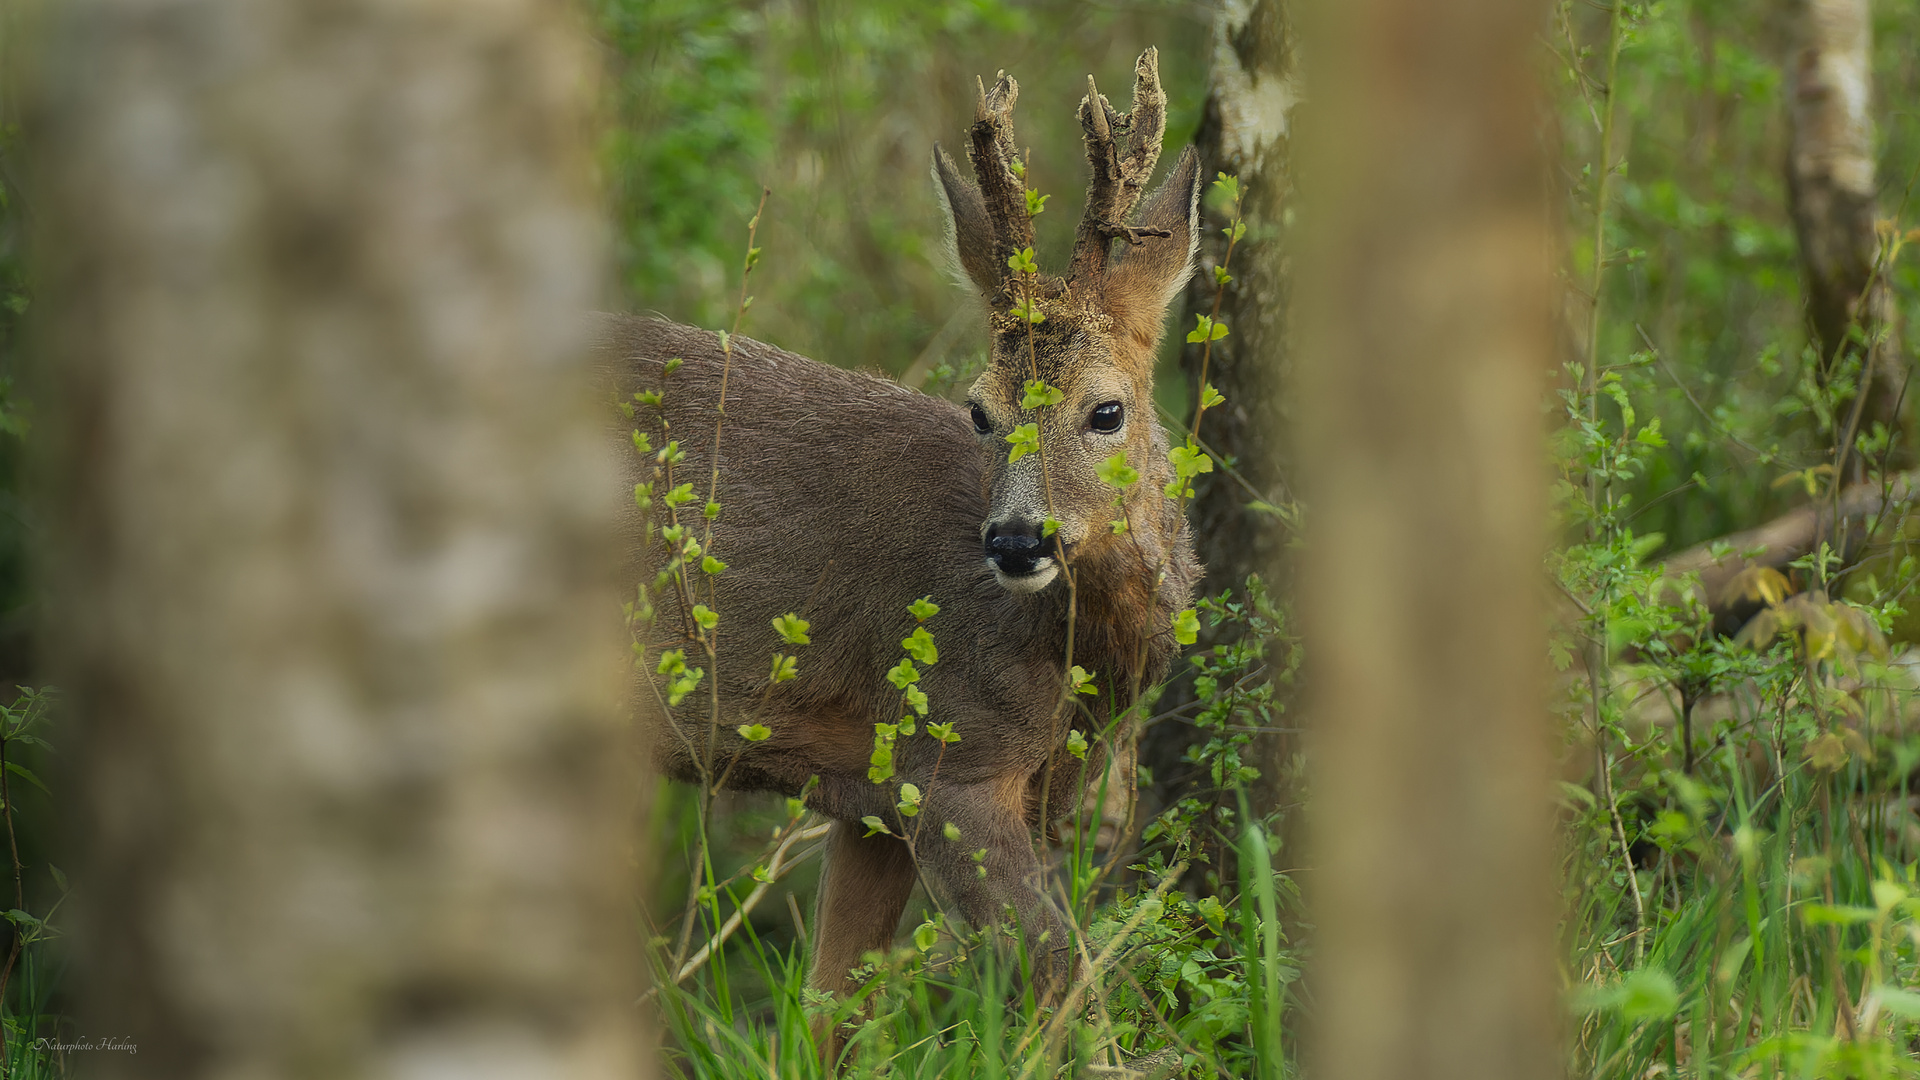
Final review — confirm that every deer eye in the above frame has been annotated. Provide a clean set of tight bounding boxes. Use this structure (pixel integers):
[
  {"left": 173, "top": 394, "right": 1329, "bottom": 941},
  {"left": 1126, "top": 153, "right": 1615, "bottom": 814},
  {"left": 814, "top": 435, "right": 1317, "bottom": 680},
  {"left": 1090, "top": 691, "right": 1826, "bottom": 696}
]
[
  {"left": 1089, "top": 401, "right": 1124, "bottom": 433},
  {"left": 970, "top": 402, "right": 992, "bottom": 434}
]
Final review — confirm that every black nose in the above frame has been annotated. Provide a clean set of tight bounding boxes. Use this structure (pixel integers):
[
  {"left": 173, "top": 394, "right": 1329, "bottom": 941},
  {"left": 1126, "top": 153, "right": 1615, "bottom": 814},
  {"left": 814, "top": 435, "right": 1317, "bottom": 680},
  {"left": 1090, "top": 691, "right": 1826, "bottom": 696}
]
[{"left": 985, "top": 522, "right": 1046, "bottom": 575}]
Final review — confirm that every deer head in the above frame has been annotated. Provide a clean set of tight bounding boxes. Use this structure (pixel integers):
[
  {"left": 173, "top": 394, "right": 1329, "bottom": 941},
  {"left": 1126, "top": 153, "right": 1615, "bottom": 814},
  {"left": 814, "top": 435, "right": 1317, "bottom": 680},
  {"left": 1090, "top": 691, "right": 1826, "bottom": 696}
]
[{"left": 932, "top": 48, "right": 1201, "bottom": 594}]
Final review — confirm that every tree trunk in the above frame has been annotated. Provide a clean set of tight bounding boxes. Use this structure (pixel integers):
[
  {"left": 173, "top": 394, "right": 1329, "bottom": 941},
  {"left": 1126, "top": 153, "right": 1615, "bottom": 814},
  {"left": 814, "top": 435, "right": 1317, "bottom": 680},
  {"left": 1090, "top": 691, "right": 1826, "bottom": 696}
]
[
  {"left": 32, "top": 2, "right": 644, "bottom": 1076},
  {"left": 1296, "top": 0, "right": 1557, "bottom": 1076},
  {"left": 1788, "top": 0, "right": 1907, "bottom": 470},
  {"left": 1140, "top": 0, "right": 1300, "bottom": 833}
]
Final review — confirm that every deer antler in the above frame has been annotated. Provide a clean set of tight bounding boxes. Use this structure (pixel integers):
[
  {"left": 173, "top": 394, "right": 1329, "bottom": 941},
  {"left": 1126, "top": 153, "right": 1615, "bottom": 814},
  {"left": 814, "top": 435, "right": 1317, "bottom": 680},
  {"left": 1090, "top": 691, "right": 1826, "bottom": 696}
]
[
  {"left": 1068, "top": 47, "right": 1171, "bottom": 290},
  {"left": 968, "top": 71, "right": 1038, "bottom": 301}
]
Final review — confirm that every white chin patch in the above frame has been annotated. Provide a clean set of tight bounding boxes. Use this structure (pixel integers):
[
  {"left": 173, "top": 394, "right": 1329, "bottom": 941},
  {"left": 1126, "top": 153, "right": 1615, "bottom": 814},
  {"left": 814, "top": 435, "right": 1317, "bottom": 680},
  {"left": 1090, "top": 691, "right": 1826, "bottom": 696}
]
[{"left": 992, "top": 559, "right": 1059, "bottom": 594}]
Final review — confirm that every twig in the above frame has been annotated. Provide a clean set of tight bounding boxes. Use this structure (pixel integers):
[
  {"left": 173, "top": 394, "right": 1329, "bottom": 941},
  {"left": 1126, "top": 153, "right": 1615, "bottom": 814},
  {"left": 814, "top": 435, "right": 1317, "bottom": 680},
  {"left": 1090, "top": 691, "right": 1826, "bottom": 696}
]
[
  {"left": 0, "top": 712, "right": 21, "bottom": 1080},
  {"left": 1013, "top": 860, "right": 1187, "bottom": 1077},
  {"left": 647, "top": 821, "right": 831, "bottom": 999}
]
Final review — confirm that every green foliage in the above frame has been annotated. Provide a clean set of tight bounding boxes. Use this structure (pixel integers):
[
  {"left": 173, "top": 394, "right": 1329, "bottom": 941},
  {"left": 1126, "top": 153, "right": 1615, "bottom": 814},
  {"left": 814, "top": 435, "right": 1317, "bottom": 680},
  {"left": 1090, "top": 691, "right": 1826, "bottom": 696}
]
[
  {"left": 593, "top": 0, "right": 1208, "bottom": 383},
  {"left": 1554, "top": 2, "right": 1920, "bottom": 1075}
]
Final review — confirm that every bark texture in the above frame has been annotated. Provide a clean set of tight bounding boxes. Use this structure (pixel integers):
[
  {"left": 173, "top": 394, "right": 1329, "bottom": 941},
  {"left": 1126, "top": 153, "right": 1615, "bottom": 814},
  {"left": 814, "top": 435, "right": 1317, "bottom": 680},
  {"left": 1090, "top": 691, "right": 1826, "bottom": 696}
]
[
  {"left": 33, "top": 2, "right": 642, "bottom": 1077},
  {"left": 1296, "top": 0, "right": 1557, "bottom": 1076},
  {"left": 1788, "top": 0, "right": 1907, "bottom": 466},
  {"left": 1141, "top": 0, "right": 1299, "bottom": 821}
]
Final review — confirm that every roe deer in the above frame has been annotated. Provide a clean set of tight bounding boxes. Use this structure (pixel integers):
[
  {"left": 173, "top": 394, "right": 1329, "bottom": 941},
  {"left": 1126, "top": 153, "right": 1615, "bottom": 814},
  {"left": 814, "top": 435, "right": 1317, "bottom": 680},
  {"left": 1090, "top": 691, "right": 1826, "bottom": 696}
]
[{"left": 606, "top": 47, "right": 1202, "bottom": 1059}]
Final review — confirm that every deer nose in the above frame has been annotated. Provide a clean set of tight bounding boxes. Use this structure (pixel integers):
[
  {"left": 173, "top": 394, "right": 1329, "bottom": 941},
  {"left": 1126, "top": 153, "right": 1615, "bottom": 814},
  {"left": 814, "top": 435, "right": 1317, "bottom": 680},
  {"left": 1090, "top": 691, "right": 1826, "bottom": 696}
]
[{"left": 985, "top": 522, "right": 1047, "bottom": 575}]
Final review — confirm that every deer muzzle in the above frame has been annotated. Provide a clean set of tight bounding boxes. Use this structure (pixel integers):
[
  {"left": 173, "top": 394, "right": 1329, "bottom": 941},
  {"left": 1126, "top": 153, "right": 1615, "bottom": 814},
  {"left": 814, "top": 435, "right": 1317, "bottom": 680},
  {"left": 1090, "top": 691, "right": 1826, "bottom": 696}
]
[{"left": 983, "top": 520, "right": 1059, "bottom": 593}]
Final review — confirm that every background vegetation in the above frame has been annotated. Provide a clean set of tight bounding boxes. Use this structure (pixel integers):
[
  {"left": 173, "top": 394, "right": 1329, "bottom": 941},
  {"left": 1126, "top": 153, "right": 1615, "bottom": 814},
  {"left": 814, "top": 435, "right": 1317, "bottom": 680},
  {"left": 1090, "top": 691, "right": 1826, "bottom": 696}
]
[
  {"left": 612, "top": 0, "right": 1920, "bottom": 1077},
  {"left": 3, "top": 0, "right": 1920, "bottom": 1076}
]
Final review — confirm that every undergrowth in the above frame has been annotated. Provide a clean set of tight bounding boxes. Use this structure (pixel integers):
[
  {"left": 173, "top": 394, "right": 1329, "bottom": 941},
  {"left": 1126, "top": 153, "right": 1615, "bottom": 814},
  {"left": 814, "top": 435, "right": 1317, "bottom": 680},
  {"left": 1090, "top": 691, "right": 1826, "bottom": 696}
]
[{"left": 620, "top": 3, "right": 1920, "bottom": 1078}]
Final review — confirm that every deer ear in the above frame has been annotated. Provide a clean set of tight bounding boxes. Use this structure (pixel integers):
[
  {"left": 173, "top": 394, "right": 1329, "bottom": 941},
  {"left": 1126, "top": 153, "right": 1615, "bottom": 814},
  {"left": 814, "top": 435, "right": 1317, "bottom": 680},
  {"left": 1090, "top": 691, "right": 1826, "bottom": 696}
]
[
  {"left": 932, "top": 143, "right": 1001, "bottom": 296},
  {"left": 1105, "top": 145, "right": 1202, "bottom": 347}
]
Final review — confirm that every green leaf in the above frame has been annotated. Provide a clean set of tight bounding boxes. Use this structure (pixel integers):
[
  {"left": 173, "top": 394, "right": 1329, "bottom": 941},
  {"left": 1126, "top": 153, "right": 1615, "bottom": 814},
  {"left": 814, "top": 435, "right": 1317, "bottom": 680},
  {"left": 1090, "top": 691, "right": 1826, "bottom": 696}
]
[
  {"left": 769, "top": 654, "right": 799, "bottom": 683},
  {"left": 1801, "top": 902, "right": 1879, "bottom": 925},
  {"left": 1097, "top": 451, "right": 1140, "bottom": 489},
  {"left": 1195, "top": 895, "right": 1228, "bottom": 932},
  {"left": 1006, "top": 246, "right": 1039, "bottom": 275},
  {"left": 772, "top": 613, "right": 812, "bottom": 646},
  {"left": 691, "top": 604, "right": 718, "bottom": 631},
  {"left": 927, "top": 721, "right": 960, "bottom": 744},
  {"left": 1022, "top": 379, "right": 1064, "bottom": 410},
  {"left": 667, "top": 667, "right": 705, "bottom": 707},
  {"left": 737, "top": 723, "right": 772, "bottom": 742},
  {"left": 1066, "top": 729, "right": 1089, "bottom": 760},
  {"left": 1006, "top": 422, "right": 1041, "bottom": 463},
  {"left": 868, "top": 730, "right": 896, "bottom": 782},
  {"left": 897, "top": 782, "right": 923, "bottom": 818},
  {"left": 703, "top": 500, "right": 722, "bottom": 520},
  {"left": 1579, "top": 969, "right": 1680, "bottom": 1021},
  {"left": 886, "top": 659, "right": 921, "bottom": 689},
  {"left": 2, "top": 762, "right": 45, "bottom": 795},
  {"left": 663, "top": 357, "right": 684, "bottom": 375},
  {"left": 1165, "top": 440, "right": 1214, "bottom": 498},
  {"left": 633, "top": 483, "right": 653, "bottom": 511},
  {"left": 943, "top": 822, "right": 962, "bottom": 841},
  {"left": 662, "top": 482, "right": 697, "bottom": 507},
  {"left": 861, "top": 815, "right": 891, "bottom": 838},
  {"left": 1069, "top": 665, "right": 1099, "bottom": 696},
  {"left": 1199, "top": 383, "right": 1226, "bottom": 410},
  {"left": 909, "top": 596, "right": 940, "bottom": 621},
  {"left": 1186, "top": 314, "right": 1214, "bottom": 344},
  {"left": 901, "top": 627, "right": 939, "bottom": 665},
  {"left": 913, "top": 917, "right": 940, "bottom": 951},
  {"left": 1042, "top": 517, "right": 1060, "bottom": 537},
  {"left": 1172, "top": 608, "right": 1200, "bottom": 646},
  {"left": 1025, "top": 188, "right": 1049, "bottom": 217},
  {"left": 656, "top": 649, "right": 688, "bottom": 677},
  {"left": 701, "top": 555, "right": 727, "bottom": 575},
  {"left": 1873, "top": 986, "right": 1920, "bottom": 1019},
  {"left": 631, "top": 429, "right": 653, "bottom": 454}
]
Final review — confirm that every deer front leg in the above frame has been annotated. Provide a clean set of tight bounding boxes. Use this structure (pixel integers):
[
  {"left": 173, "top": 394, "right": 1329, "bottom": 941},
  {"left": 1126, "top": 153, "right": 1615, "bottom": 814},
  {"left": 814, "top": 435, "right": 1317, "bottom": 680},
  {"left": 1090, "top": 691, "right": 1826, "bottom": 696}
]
[
  {"left": 916, "top": 776, "right": 1076, "bottom": 1001},
  {"left": 809, "top": 817, "right": 918, "bottom": 1066}
]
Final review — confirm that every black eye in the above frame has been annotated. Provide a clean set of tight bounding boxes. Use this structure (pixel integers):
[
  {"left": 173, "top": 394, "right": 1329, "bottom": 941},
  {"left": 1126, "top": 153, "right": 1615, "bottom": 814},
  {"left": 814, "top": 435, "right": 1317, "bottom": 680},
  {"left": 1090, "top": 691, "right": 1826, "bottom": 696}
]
[
  {"left": 970, "top": 403, "right": 992, "bottom": 434},
  {"left": 1089, "top": 401, "right": 1124, "bottom": 433}
]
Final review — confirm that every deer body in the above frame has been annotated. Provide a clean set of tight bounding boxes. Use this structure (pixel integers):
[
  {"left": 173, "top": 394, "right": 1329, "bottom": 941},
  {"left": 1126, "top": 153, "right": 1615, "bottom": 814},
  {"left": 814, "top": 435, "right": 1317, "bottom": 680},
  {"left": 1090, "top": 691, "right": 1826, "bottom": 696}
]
[{"left": 613, "top": 48, "right": 1203, "bottom": 1063}]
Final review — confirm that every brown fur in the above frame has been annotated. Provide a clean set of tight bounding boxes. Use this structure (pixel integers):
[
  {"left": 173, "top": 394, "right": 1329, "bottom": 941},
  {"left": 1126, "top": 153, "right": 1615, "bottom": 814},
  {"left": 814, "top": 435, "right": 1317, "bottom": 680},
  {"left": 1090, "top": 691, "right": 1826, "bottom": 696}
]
[{"left": 606, "top": 49, "right": 1202, "bottom": 1066}]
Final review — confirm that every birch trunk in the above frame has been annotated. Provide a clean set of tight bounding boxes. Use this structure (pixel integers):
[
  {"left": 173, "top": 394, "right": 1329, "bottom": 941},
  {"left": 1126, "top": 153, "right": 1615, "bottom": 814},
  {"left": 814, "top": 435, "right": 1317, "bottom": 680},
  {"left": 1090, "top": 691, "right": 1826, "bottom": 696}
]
[
  {"left": 1788, "top": 0, "right": 1906, "bottom": 469},
  {"left": 33, "top": 2, "right": 643, "bottom": 1076},
  {"left": 1297, "top": 0, "right": 1558, "bottom": 1076},
  {"left": 1140, "top": 0, "right": 1301, "bottom": 831}
]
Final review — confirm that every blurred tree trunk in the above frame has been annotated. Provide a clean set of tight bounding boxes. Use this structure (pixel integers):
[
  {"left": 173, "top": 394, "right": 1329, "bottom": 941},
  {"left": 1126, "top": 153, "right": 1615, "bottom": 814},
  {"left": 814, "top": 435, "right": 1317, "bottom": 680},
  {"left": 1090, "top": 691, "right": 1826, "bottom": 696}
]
[
  {"left": 33, "top": 2, "right": 643, "bottom": 1077},
  {"left": 1297, "top": 0, "right": 1557, "bottom": 1076},
  {"left": 1141, "top": 0, "right": 1300, "bottom": 835},
  {"left": 1788, "top": 0, "right": 1907, "bottom": 471}
]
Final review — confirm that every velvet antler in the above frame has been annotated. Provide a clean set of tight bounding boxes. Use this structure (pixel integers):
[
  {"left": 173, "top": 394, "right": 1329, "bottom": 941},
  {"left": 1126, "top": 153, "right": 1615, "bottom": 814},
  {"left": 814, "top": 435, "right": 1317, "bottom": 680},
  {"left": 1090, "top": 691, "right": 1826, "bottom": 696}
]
[
  {"left": 1067, "top": 48, "right": 1171, "bottom": 291},
  {"left": 967, "top": 72, "right": 1038, "bottom": 300}
]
